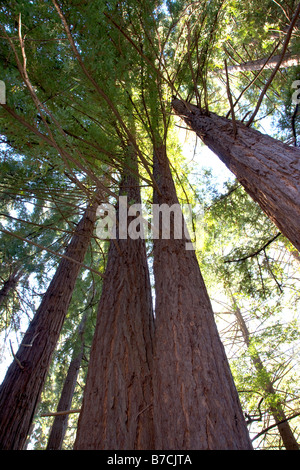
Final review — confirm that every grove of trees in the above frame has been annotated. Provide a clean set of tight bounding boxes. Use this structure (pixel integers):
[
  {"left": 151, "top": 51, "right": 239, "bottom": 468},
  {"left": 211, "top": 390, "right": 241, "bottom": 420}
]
[{"left": 0, "top": 0, "right": 299, "bottom": 451}]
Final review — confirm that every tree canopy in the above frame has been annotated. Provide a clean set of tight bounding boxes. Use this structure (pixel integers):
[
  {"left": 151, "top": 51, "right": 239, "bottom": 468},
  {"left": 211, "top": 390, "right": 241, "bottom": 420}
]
[{"left": 0, "top": 0, "right": 299, "bottom": 450}]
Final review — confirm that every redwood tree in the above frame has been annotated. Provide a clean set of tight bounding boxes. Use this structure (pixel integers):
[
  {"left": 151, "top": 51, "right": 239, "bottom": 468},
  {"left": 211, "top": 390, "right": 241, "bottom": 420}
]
[
  {"left": 218, "top": 53, "right": 300, "bottom": 74},
  {"left": 0, "top": 199, "right": 97, "bottom": 450},
  {"left": 151, "top": 144, "right": 253, "bottom": 449},
  {"left": 74, "top": 159, "right": 155, "bottom": 450},
  {"left": 46, "top": 311, "right": 88, "bottom": 450},
  {"left": 172, "top": 98, "right": 300, "bottom": 253},
  {"left": 1, "top": 0, "right": 298, "bottom": 451}
]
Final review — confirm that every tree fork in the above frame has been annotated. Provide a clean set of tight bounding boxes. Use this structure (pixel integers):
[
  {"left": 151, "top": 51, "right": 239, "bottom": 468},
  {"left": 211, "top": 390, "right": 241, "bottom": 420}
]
[{"left": 172, "top": 98, "right": 300, "bottom": 252}]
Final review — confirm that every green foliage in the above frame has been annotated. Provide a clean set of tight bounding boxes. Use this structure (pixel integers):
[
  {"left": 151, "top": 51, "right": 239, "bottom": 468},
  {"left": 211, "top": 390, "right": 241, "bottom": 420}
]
[
  {"left": 195, "top": 169, "right": 300, "bottom": 448},
  {"left": 0, "top": 0, "right": 299, "bottom": 450}
]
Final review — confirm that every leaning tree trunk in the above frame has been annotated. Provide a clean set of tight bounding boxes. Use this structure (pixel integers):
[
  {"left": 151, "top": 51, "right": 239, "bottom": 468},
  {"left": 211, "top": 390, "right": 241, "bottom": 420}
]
[
  {"left": 152, "top": 145, "right": 252, "bottom": 449},
  {"left": 46, "top": 311, "right": 88, "bottom": 450},
  {"left": 0, "top": 200, "right": 97, "bottom": 450},
  {"left": 216, "top": 52, "right": 300, "bottom": 74},
  {"left": 233, "top": 303, "right": 299, "bottom": 450},
  {"left": 172, "top": 98, "right": 300, "bottom": 253},
  {"left": 74, "top": 161, "right": 155, "bottom": 450}
]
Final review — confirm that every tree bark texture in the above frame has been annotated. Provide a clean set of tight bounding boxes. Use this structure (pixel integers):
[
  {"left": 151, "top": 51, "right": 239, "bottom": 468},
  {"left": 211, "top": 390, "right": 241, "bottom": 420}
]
[
  {"left": 152, "top": 145, "right": 253, "bottom": 449},
  {"left": 172, "top": 99, "right": 300, "bottom": 252},
  {"left": 234, "top": 305, "right": 299, "bottom": 450},
  {"left": 46, "top": 313, "right": 88, "bottom": 450},
  {"left": 0, "top": 201, "right": 97, "bottom": 450},
  {"left": 74, "top": 169, "right": 155, "bottom": 450}
]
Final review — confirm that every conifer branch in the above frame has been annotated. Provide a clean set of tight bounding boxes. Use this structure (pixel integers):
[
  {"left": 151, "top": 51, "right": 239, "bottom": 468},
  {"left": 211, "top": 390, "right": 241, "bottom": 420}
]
[
  {"left": 52, "top": 0, "right": 161, "bottom": 196},
  {"left": 246, "top": 2, "right": 300, "bottom": 126},
  {"left": 9, "top": 340, "right": 24, "bottom": 370},
  {"left": 224, "top": 233, "right": 282, "bottom": 263},
  {"left": 224, "top": 59, "right": 237, "bottom": 137},
  {"left": 40, "top": 409, "right": 81, "bottom": 417},
  {"left": 251, "top": 412, "right": 300, "bottom": 441},
  {"left": 0, "top": 227, "right": 105, "bottom": 278}
]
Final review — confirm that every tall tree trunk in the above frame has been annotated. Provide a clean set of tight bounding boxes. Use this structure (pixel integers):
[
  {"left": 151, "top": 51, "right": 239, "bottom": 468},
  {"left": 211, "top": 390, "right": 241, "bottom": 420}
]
[
  {"left": 0, "top": 200, "right": 97, "bottom": 450},
  {"left": 0, "top": 267, "right": 23, "bottom": 309},
  {"left": 46, "top": 312, "right": 88, "bottom": 450},
  {"left": 151, "top": 145, "right": 252, "bottom": 449},
  {"left": 233, "top": 303, "right": 299, "bottom": 450},
  {"left": 217, "top": 52, "right": 300, "bottom": 74},
  {"left": 74, "top": 161, "right": 155, "bottom": 450},
  {"left": 172, "top": 98, "right": 300, "bottom": 253}
]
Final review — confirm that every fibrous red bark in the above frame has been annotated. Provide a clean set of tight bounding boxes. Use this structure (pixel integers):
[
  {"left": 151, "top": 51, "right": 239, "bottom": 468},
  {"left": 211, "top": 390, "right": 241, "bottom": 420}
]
[
  {"left": 0, "top": 200, "right": 97, "bottom": 450},
  {"left": 172, "top": 98, "right": 300, "bottom": 252},
  {"left": 152, "top": 145, "right": 252, "bottom": 449},
  {"left": 46, "top": 312, "right": 88, "bottom": 450},
  {"left": 74, "top": 166, "right": 155, "bottom": 450}
]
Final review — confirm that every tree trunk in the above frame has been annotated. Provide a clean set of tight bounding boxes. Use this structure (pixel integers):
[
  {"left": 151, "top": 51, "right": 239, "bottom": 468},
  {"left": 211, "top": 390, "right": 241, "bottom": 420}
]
[
  {"left": 172, "top": 98, "right": 300, "bottom": 252},
  {"left": 0, "top": 200, "right": 97, "bottom": 450},
  {"left": 217, "top": 53, "right": 300, "bottom": 74},
  {"left": 151, "top": 145, "right": 252, "bottom": 449},
  {"left": 74, "top": 163, "right": 155, "bottom": 450},
  {"left": 233, "top": 303, "right": 299, "bottom": 450},
  {"left": 0, "top": 268, "right": 23, "bottom": 309},
  {"left": 291, "top": 250, "right": 300, "bottom": 263},
  {"left": 46, "top": 312, "right": 88, "bottom": 450}
]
